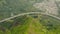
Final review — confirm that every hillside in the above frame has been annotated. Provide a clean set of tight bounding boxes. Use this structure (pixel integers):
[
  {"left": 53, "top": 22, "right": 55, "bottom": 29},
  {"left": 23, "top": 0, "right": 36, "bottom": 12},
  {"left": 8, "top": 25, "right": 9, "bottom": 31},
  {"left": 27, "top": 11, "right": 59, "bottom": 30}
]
[
  {"left": 0, "top": 15, "right": 60, "bottom": 34},
  {"left": 0, "top": 0, "right": 60, "bottom": 34},
  {"left": 0, "top": 0, "right": 43, "bottom": 20}
]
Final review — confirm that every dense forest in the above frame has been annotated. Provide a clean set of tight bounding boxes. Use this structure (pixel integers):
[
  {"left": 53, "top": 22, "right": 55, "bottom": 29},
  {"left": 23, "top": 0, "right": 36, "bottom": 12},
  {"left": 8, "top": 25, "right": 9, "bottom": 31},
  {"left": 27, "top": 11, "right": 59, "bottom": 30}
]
[{"left": 0, "top": 0, "right": 43, "bottom": 20}]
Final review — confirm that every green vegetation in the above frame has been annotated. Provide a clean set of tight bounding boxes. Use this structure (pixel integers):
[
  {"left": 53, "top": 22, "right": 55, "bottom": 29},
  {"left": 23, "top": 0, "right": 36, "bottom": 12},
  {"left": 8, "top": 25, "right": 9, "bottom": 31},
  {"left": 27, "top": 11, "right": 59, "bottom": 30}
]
[
  {"left": 0, "top": 15, "right": 60, "bottom": 34},
  {"left": 0, "top": 0, "right": 43, "bottom": 20},
  {"left": 0, "top": 0, "right": 60, "bottom": 34}
]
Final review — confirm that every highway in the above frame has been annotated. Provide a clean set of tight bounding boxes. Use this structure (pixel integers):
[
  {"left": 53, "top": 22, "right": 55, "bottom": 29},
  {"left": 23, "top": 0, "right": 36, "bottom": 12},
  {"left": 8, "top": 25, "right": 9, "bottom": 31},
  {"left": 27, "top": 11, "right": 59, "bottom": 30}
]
[{"left": 0, "top": 12, "right": 60, "bottom": 23}]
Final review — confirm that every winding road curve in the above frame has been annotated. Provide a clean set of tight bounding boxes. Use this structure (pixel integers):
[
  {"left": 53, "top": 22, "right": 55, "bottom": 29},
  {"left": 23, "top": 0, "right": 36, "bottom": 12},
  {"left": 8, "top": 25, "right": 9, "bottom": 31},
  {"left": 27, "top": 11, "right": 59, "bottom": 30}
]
[{"left": 0, "top": 12, "right": 60, "bottom": 23}]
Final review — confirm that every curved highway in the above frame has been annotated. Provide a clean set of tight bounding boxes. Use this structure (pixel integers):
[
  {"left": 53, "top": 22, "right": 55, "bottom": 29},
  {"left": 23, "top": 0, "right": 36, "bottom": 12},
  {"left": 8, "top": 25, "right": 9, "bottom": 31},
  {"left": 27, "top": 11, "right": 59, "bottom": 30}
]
[{"left": 0, "top": 12, "right": 60, "bottom": 23}]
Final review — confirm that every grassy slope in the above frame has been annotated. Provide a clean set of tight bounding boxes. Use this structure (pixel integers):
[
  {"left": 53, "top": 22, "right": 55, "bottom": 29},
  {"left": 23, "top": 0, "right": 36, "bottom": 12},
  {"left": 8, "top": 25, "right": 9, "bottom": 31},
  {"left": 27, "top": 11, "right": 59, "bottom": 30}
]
[
  {"left": 25, "top": 18, "right": 45, "bottom": 34},
  {"left": 11, "top": 16, "right": 46, "bottom": 34}
]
